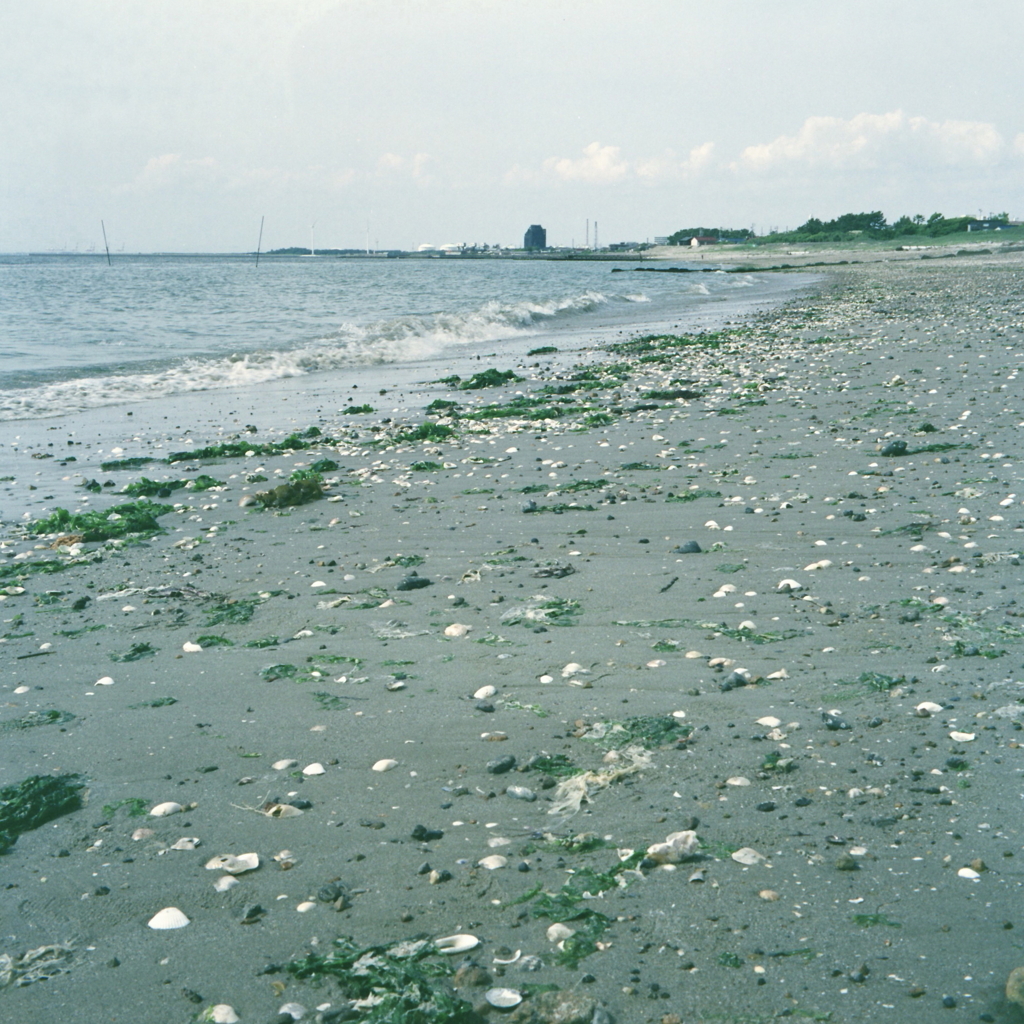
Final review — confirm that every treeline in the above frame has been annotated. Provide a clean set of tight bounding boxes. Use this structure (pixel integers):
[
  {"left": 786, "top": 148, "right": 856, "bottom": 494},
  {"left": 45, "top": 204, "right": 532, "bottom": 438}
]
[
  {"left": 759, "top": 210, "right": 1010, "bottom": 244},
  {"left": 667, "top": 227, "right": 755, "bottom": 243}
]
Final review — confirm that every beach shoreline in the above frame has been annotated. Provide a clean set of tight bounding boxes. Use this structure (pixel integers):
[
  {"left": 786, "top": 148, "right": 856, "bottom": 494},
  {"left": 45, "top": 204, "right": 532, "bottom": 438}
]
[{"left": 2, "top": 251, "right": 1024, "bottom": 1024}]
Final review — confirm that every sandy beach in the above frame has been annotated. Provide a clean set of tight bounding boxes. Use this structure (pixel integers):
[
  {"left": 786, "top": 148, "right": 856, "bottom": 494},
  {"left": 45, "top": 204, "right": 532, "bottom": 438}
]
[{"left": 3, "top": 250, "right": 1024, "bottom": 1024}]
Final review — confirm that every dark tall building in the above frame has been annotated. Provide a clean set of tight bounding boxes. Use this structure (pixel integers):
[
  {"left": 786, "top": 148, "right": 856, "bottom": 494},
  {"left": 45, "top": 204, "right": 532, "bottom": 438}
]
[{"left": 524, "top": 224, "right": 547, "bottom": 249}]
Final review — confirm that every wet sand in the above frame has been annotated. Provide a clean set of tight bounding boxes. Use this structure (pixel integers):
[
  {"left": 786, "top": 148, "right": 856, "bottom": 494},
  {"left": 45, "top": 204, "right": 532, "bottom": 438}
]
[{"left": 2, "top": 252, "right": 1024, "bottom": 1024}]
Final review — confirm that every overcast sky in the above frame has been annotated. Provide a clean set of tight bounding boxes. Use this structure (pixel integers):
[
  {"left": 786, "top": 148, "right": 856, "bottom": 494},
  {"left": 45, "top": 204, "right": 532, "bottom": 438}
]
[{"left": 3, "top": 0, "right": 1023, "bottom": 252}]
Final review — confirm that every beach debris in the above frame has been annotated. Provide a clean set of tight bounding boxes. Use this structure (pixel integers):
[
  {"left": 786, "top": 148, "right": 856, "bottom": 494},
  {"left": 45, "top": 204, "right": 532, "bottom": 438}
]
[
  {"left": 485, "top": 988, "right": 522, "bottom": 1009},
  {"left": 149, "top": 801, "right": 183, "bottom": 817},
  {"left": 444, "top": 623, "right": 471, "bottom": 637},
  {"left": 731, "top": 848, "right": 766, "bottom": 866},
  {"left": 262, "top": 803, "right": 304, "bottom": 818},
  {"left": 645, "top": 830, "right": 699, "bottom": 864},
  {"left": 0, "top": 774, "right": 85, "bottom": 854},
  {"left": 170, "top": 836, "right": 200, "bottom": 851},
  {"left": 199, "top": 1006, "right": 239, "bottom": 1024},
  {"left": 546, "top": 922, "right": 575, "bottom": 943},
  {"left": 296, "top": 900, "right": 316, "bottom": 913},
  {"left": 777, "top": 578, "right": 803, "bottom": 592},
  {"left": 547, "top": 745, "right": 652, "bottom": 816},
  {"left": 205, "top": 852, "right": 259, "bottom": 875},
  {"left": 254, "top": 476, "right": 324, "bottom": 508},
  {"left": 182, "top": 641, "right": 202, "bottom": 653},
  {"left": 726, "top": 776, "right": 751, "bottom": 787},
  {"left": 272, "top": 759, "right": 299, "bottom": 770},
  {"left": 435, "top": 933, "right": 480, "bottom": 954},
  {"left": 0, "top": 943, "right": 74, "bottom": 988},
  {"left": 213, "top": 875, "right": 238, "bottom": 892},
  {"left": 958, "top": 867, "right": 981, "bottom": 880},
  {"left": 372, "top": 759, "right": 398, "bottom": 772},
  {"left": 147, "top": 906, "right": 190, "bottom": 930}
]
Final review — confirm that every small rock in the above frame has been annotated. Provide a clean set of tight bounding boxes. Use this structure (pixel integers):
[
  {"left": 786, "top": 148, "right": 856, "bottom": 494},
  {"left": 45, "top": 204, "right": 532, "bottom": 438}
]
[
  {"left": 506, "top": 786, "right": 536, "bottom": 802},
  {"left": 486, "top": 754, "right": 516, "bottom": 774},
  {"left": 1005, "top": 965, "right": 1024, "bottom": 1007},
  {"left": 673, "top": 541, "right": 701, "bottom": 554},
  {"left": 835, "top": 853, "right": 859, "bottom": 871}
]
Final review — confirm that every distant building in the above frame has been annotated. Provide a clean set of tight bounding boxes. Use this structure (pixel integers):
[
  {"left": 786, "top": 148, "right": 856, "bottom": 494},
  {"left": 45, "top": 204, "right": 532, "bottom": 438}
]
[
  {"left": 654, "top": 236, "right": 669, "bottom": 245},
  {"left": 524, "top": 224, "right": 547, "bottom": 249}
]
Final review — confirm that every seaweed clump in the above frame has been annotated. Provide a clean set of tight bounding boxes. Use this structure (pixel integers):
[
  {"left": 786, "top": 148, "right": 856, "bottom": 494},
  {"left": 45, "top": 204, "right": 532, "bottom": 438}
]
[
  {"left": 284, "top": 936, "right": 475, "bottom": 1024},
  {"left": 254, "top": 475, "right": 324, "bottom": 508},
  {"left": 29, "top": 500, "right": 173, "bottom": 542},
  {"left": 0, "top": 774, "right": 86, "bottom": 854}
]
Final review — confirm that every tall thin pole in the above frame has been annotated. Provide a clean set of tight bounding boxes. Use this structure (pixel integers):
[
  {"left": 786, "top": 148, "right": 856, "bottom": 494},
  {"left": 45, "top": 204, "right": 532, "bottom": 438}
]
[
  {"left": 255, "top": 215, "right": 264, "bottom": 266},
  {"left": 101, "top": 220, "right": 111, "bottom": 265}
]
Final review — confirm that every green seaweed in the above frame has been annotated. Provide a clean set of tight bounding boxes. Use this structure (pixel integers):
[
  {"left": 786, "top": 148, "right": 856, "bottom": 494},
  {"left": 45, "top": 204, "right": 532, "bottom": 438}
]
[
  {"left": 665, "top": 489, "right": 722, "bottom": 502},
  {"left": 167, "top": 427, "right": 328, "bottom": 463},
  {"left": 458, "top": 368, "right": 522, "bottom": 389},
  {"left": 603, "top": 715, "right": 691, "bottom": 750},
  {"left": 718, "top": 952, "right": 745, "bottom": 969},
  {"left": 120, "top": 474, "right": 223, "bottom": 497},
  {"left": 583, "top": 412, "right": 615, "bottom": 427},
  {"left": 410, "top": 461, "right": 443, "bottom": 472},
  {"left": 522, "top": 502, "right": 597, "bottom": 514},
  {"left": 99, "top": 457, "right": 154, "bottom": 471},
  {"left": 204, "top": 597, "right": 261, "bottom": 626},
  {"left": 259, "top": 663, "right": 298, "bottom": 681},
  {"left": 102, "top": 797, "right": 148, "bottom": 818},
  {"left": 310, "top": 458, "right": 339, "bottom": 472},
  {"left": 852, "top": 913, "right": 900, "bottom": 928},
  {"left": 109, "top": 642, "right": 157, "bottom": 662},
  {"left": 527, "top": 346, "right": 558, "bottom": 356},
  {"left": 426, "top": 399, "right": 459, "bottom": 413},
  {"left": 0, "top": 709, "right": 75, "bottom": 732},
  {"left": 255, "top": 476, "right": 324, "bottom": 508},
  {"left": 284, "top": 936, "right": 475, "bottom": 1024},
  {"left": 0, "top": 774, "right": 85, "bottom": 854},
  {"left": 311, "top": 691, "right": 348, "bottom": 711},
  {"left": 29, "top": 500, "right": 173, "bottom": 541},
  {"left": 501, "top": 595, "right": 582, "bottom": 627},
  {"left": 461, "top": 397, "right": 566, "bottom": 421},
  {"left": 527, "top": 754, "right": 582, "bottom": 777},
  {"left": 716, "top": 563, "right": 745, "bottom": 573},
  {"left": 244, "top": 636, "right": 279, "bottom": 648},
  {"left": 343, "top": 404, "right": 374, "bottom": 415},
  {"left": 195, "top": 634, "right": 233, "bottom": 647},
  {"left": 394, "top": 423, "right": 456, "bottom": 444},
  {"left": 128, "top": 697, "right": 178, "bottom": 709},
  {"left": 838, "top": 671, "right": 905, "bottom": 692},
  {"left": 394, "top": 554, "right": 425, "bottom": 567}
]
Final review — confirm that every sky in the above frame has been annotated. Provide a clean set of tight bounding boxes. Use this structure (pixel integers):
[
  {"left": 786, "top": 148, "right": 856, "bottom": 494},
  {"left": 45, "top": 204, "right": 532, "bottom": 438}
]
[{"left": 2, "top": 0, "right": 1023, "bottom": 252}]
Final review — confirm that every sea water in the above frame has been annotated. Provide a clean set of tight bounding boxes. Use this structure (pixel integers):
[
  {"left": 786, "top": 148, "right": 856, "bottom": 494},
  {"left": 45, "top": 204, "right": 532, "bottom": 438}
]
[{"left": 0, "top": 254, "right": 808, "bottom": 423}]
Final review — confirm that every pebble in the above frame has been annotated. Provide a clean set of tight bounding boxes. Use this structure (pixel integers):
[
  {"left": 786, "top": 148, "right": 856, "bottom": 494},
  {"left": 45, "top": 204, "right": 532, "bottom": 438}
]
[
  {"left": 486, "top": 754, "right": 516, "bottom": 774},
  {"left": 673, "top": 540, "right": 701, "bottom": 553},
  {"left": 506, "top": 785, "right": 536, "bottom": 801},
  {"left": 1006, "top": 965, "right": 1024, "bottom": 1007}
]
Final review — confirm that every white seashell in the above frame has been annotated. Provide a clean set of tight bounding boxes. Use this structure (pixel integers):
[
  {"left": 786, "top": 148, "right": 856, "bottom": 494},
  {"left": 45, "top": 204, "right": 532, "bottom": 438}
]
[
  {"left": 759, "top": 889, "right": 780, "bottom": 901},
  {"left": 149, "top": 801, "right": 183, "bottom": 817},
  {"left": 131, "top": 827, "right": 154, "bottom": 841},
  {"left": 766, "top": 669, "right": 789, "bottom": 680},
  {"left": 492, "top": 949, "right": 521, "bottom": 965},
  {"left": 757, "top": 716, "right": 781, "bottom": 728},
  {"left": 539, "top": 674, "right": 554, "bottom": 684},
  {"left": 949, "top": 731, "right": 975, "bottom": 742},
  {"left": 444, "top": 623, "right": 471, "bottom": 637},
  {"left": 726, "top": 776, "right": 750, "bottom": 787},
  {"left": 546, "top": 922, "right": 575, "bottom": 942},
  {"left": 435, "top": 933, "right": 480, "bottom": 954},
  {"left": 487, "top": 836, "right": 512, "bottom": 848},
  {"left": 777, "top": 579, "right": 802, "bottom": 591},
  {"left": 803, "top": 559, "right": 832, "bottom": 571},
  {"left": 766, "top": 728, "right": 787, "bottom": 741},
  {"left": 205, "top": 852, "right": 259, "bottom": 875},
  {"left": 671, "top": 710, "right": 687, "bottom": 720},
  {"left": 958, "top": 867, "right": 981, "bottom": 880},
  {"left": 272, "top": 759, "right": 299, "bottom": 770},
  {"left": 474, "top": 685, "right": 497, "bottom": 699},
  {"left": 170, "top": 837, "right": 200, "bottom": 851},
  {"left": 372, "top": 759, "right": 398, "bottom": 772},
  {"left": 13, "top": 685, "right": 29, "bottom": 694},
  {"left": 731, "top": 847, "right": 765, "bottom": 866},
  {"left": 561, "top": 662, "right": 587, "bottom": 677},
  {"left": 646, "top": 659, "right": 666, "bottom": 668},
  {"left": 646, "top": 830, "right": 699, "bottom": 864},
  {"left": 684, "top": 650, "right": 703, "bottom": 659},
  {"left": 273, "top": 849, "right": 296, "bottom": 868},
  {"left": 478, "top": 855, "right": 508, "bottom": 870},
  {"left": 148, "top": 906, "right": 190, "bottom": 929},
  {"left": 95, "top": 676, "right": 114, "bottom": 686},
  {"left": 302, "top": 762, "right": 326, "bottom": 775},
  {"left": 182, "top": 641, "right": 203, "bottom": 653},
  {"left": 705, "top": 520, "right": 720, "bottom": 530},
  {"left": 485, "top": 988, "right": 523, "bottom": 1009},
  {"left": 296, "top": 901, "right": 316, "bottom": 913},
  {"left": 737, "top": 620, "right": 757, "bottom": 631},
  {"left": 278, "top": 1004, "right": 307, "bottom": 1021},
  {"left": 311, "top": 580, "right": 326, "bottom": 588},
  {"left": 263, "top": 803, "right": 303, "bottom": 818},
  {"left": 214, "top": 875, "right": 239, "bottom": 892},
  {"left": 717, "top": 584, "right": 737, "bottom": 594},
  {"left": 201, "top": 1005, "right": 240, "bottom": 1023}
]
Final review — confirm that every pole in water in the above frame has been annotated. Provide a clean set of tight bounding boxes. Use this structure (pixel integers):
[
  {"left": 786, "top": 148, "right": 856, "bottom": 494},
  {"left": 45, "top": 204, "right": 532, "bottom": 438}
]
[
  {"left": 100, "top": 220, "right": 111, "bottom": 266},
  {"left": 255, "top": 215, "right": 264, "bottom": 267}
]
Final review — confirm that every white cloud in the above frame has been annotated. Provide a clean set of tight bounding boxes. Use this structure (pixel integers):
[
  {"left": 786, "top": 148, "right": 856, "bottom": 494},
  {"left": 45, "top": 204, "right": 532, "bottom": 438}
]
[
  {"left": 119, "top": 153, "right": 218, "bottom": 192},
  {"left": 739, "top": 111, "right": 1004, "bottom": 172},
  {"left": 543, "top": 142, "right": 629, "bottom": 184},
  {"left": 1013, "top": 133, "right": 1024, "bottom": 158}
]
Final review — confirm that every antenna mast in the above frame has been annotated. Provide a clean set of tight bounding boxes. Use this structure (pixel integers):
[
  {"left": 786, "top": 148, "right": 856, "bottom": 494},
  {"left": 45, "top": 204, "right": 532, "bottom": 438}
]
[{"left": 100, "top": 220, "right": 111, "bottom": 266}]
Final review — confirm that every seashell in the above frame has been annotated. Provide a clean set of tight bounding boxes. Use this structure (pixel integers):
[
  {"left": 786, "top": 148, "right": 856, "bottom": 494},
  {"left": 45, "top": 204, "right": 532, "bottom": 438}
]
[
  {"left": 704, "top": 520, "right": 720, "bottom": 530},
  {"left": 278, "top": 1004, "right": 307, "bottom": 1021},
  {"left": 766, "top": 728, "right": 787, "bottom": 741},
  {"left": 949, "top": 731, "right": 975, "bottom": 742},
  {"left": 296, "top": 901, "right": 316, "bottom": 913},
  {"left": 757, "top": 716, "right": 781, "bottom": 728},
  {"left": 485, "top": 988, "right": 523, "bottom": 1009},
  {"left": 538, "top": 674, "right": 554, "bottom": 684},
  {"left": 731, "top": 847, "right": 765, "bottom": 866},
  {"left": 131, "top": 827, "right": 154, "bottom": 841},
  {"left": 272, "top": 758, "right": 299, "bottom": 770},
  {"left": 726, "top": 776, "right": 751, "bottom": 787},
  {"left": 671, "top": 710, "right": 687, "bottom": 720},
  {"left": 214, "top": 875, "right": 239, "bottom": 892},
  {"left": 205, "top": 852, "right": 259, "bottom": 875},
  {"left": 645, "top": 830, "right": 699, "bottom": 864},
  {"left": 617, "top": 848, "right": 635, "bottom": 861},
  {"left": 95, "top": 676, "right": 114, "bottom": 686},
  {"left": 646, "top": 659, "right": 666, "bottom": 668},
  {"left": 302, "top": 762, "right": 326, "bottom": 775},
  {"left": 148, "top": 906, "right": 190, "bottom": 930},
  {"left": 546, "top": 922, "right": 575, "bottom": 942},
  {"left": 914, "top": 702, "right": 943, "bottom": 717},
  {"left": 385, "top": 679, "right": 406, "bottom": 691},
  {"left": 481, "top": 732, "right": 508, "bottom": 741},
  {"left": 273, "top": 849, "right": 296, "bottom": 869},
  {"left": 182, "top": 641, "right": 203, "bottom": 653},
  {"left": 488, "top": 836, "right": 512, "bottom": 848},
  {"left": 759, "top": 889, "right": 780, "bottom": 901},
  {"left": 766, "top": 669, "right": 789, "bottom": 680},
  {"left": 13, "top": 685, "right": 29, "bottom": 694},
  {"left": 372, "top": 759, "right": 398, "bottom": 772},
  {"left": 149, "top": 801, "right": 183, "bottom": 817},
  {"left": 474, "top": 685, "right": 497, "bottom": 699},
  {"left": 803, "top": 559, "right": 832, "bottom": 571},
  {"left": 708, "top": 657, "right": 733, "bottom": 668},
  {"left": 684, "top": 650, "right": 703, "bottom": 659},
  {"left": 777, "top": 579, "right": 802, "bottom": 592},
  {"left": 200, "top": 1005, "right": 240, "bottom": 1023},
  {"left": 435, "top": 933, "right": 480, "bottom": 954},
  {"left": 492, "top": 949, "right": 521, "bottom": 965},
  {"left": 737, "top": 620, "right": 757, "bottom": 631},
  {"left": 444, "top": 623, "right": 472, "bottom": 638},
  {"left": 200, "top": 1006, "right": 240, "bottom": 1024},
  {"left": 958, "top": 867, "right": 981, "bottom": 880},
  {"left": 561, "top": 662, "right": 587, "bottom": 677},
  {"left": 687, "top": 869, "right": 705, "bottom": 883},
  {"left": 263, "top": 803, "right": 303, "bottom": 818},
  {"left": 478, "top": 854, "right": 508, "bottom": 870},
  {"left": 170, "top": 836, "right": 200, "bottom": 851}
]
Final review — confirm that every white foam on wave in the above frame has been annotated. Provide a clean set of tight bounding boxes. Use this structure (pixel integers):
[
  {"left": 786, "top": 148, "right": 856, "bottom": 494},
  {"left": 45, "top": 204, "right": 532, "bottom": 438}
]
[{"left": 0, "top": 287, "right": 642, "bottom": 421}]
